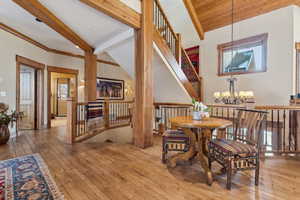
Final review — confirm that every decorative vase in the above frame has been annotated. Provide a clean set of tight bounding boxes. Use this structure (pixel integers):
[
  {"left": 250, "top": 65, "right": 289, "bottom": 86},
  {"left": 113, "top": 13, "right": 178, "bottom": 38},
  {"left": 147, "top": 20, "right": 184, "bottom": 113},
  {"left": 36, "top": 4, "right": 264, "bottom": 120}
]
[
  {"left": 0, "top": 125, "right": 10, "bottom": 145},
  {"left": 192, "top": 111, "right": 202, "bottom": 121}
]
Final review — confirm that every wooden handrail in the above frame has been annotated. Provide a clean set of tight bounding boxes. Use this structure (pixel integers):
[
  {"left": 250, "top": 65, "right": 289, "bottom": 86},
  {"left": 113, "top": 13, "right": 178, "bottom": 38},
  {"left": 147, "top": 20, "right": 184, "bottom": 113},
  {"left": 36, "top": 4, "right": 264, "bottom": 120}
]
[
  {"left": 153, "top": 0, "right": 178, "bottom": 40},
  {"left": 154, "top": 102, "right": 192, "bottom": 107},
  {"left": 181, "top": 47, "right": 202, "bottom": 82},
  {"left": 76, "top": 100, "right": 134, "bottom": 105},
  {"left": 255, "top": 105, "right": 300, "bottom": 110},
  {"left": 207, "top": 104, "right": 247, "bottom": 108}
]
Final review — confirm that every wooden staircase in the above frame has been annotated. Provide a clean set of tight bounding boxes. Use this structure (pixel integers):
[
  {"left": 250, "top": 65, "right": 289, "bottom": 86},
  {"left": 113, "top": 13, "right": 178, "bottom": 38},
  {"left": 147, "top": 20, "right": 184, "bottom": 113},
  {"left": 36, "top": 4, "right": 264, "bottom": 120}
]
[{"left": 153, "top": 0, "right": 203, "bottom": 101}]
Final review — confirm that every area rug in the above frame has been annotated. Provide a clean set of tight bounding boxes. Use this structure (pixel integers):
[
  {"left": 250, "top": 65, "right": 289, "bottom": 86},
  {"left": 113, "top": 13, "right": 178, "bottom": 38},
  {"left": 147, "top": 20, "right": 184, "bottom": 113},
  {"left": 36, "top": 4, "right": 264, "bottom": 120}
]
[{"left": 0, "top": 154, "right": 63, "bottom": 200}]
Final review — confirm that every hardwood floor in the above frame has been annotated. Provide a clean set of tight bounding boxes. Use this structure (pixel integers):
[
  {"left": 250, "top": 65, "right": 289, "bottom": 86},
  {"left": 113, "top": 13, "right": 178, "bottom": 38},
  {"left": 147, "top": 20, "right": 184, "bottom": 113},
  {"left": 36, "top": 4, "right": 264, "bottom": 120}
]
[{"left": 1, "top": 127, "right": 300, "bottom": 200}]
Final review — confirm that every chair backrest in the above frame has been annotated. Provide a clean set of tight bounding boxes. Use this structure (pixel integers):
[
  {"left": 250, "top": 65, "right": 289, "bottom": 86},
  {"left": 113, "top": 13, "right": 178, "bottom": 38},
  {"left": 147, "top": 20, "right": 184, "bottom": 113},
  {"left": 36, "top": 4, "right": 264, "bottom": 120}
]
[{"left": 234, "top": 109, "right": 267, "bottom": 146}]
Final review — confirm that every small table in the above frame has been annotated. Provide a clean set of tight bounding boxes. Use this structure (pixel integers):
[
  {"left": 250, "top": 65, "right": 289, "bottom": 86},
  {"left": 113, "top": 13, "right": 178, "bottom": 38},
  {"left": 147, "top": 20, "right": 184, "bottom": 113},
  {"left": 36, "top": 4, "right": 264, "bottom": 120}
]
[{"left": 169, "top": 116, "right": 233, "bottom": 185}]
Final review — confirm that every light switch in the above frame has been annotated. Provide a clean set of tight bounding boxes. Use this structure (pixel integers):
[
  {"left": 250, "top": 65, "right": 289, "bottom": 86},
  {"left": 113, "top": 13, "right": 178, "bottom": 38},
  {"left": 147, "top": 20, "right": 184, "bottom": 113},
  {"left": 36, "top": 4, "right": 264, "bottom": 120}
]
[{"left": 0, "top": 91, "right": 7, "bottom": 97}]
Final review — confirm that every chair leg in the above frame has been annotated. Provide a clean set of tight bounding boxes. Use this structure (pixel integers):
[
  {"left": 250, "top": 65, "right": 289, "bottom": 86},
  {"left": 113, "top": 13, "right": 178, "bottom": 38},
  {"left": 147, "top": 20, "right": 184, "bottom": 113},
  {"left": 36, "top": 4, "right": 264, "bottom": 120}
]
[
  {"left": 226, "top": 160, "right": 232, "bottom": 190},
  {"left": 255, "top": 157, "right": 260, "bottom": 186}
]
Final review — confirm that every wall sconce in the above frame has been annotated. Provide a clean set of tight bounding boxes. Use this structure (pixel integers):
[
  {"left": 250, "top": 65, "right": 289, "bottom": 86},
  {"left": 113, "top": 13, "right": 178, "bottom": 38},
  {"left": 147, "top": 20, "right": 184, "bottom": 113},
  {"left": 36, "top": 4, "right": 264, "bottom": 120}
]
[
  {"left": 79, "top": 79, "right": 85, "bottom": 88},
  {"left": 125, "top": 83, "right": 133, "bottom": 98}
]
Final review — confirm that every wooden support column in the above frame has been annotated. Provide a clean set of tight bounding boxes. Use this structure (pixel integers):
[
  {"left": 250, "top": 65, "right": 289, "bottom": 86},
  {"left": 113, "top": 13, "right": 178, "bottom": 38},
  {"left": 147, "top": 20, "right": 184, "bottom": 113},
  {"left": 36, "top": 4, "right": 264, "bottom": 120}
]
[
  {"left": 84, "top": 51, "right": 97, "bottom": 102},
  {"left": 66, "top": 98, "right": 76, "bottom": 144},
  {"left": 175, "top": 33, "right": 182, "bottom": 66},
  {"left": 133, "top": 0, "right": 154, "bottom": 148}
]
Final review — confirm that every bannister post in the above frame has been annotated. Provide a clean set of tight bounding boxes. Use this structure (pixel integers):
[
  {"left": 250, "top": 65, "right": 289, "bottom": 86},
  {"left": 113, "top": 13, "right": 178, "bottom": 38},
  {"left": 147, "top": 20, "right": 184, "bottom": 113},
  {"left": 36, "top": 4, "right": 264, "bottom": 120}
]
[
  {"left": 66, "top": 98, "right": 76, "bottom": 144},
  {"left": 104, "top": 98, "right": 110, "bottom": 128},
  {"left": 175, "top": 33, "right": 182, "bottom": 66}
]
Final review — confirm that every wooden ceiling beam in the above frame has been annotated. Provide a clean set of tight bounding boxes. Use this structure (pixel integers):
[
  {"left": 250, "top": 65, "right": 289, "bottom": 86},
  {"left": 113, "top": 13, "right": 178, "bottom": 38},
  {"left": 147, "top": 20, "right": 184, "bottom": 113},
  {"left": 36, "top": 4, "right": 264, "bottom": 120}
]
[
  {"left": 182, "top": 0, "right": 205, "bottom": 40},
  {"left": 12, "top": 0, "right": 93, "bottom": 52},
  {"left": 79, "top": 0, "right": 141, "bottom": 29}
]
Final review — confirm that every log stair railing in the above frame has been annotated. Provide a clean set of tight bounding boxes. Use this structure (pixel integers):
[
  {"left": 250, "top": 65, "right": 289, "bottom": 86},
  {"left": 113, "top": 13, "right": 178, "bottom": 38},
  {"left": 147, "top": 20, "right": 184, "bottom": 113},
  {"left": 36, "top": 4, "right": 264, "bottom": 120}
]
[{"left": 153, "top": 0, "right": 202, "bottom": 100}]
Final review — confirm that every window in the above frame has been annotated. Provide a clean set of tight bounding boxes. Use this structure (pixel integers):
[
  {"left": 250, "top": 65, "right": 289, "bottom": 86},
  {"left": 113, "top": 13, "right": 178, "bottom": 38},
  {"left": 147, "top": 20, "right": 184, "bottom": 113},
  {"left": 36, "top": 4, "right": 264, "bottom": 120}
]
[{"left": 218, "top": 33, "right": 268, "bottom": 76}]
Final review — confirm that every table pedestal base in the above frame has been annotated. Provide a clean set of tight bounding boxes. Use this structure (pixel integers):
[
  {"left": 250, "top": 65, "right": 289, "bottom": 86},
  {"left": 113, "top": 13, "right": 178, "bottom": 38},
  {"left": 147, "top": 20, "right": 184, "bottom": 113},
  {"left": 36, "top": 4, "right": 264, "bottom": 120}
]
[{"left": 168, "top": 127, "right": 213, "bottom": 185}]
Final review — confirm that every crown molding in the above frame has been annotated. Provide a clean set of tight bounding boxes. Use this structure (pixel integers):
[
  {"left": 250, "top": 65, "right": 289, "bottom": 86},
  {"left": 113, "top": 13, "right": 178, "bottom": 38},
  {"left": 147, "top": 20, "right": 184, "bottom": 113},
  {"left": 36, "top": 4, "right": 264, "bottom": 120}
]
[{"left": 0, "top": 23, "right": 119, "bottom": 67}]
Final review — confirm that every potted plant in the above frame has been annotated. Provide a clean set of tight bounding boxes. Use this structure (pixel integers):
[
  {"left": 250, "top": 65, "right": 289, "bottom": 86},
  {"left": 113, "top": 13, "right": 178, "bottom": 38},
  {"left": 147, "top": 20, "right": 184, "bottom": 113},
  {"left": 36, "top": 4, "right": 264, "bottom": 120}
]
[
  {"left": 192, "top": 99, "right": 210, "bottom": 120},
  {"left": 0, "top": 103, "right": 22, "bottom": 144}
]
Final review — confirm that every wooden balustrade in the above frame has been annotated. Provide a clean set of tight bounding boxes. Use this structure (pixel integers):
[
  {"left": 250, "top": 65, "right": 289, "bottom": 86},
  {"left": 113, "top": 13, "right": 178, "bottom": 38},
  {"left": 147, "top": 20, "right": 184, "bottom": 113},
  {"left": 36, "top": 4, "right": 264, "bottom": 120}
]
[
  {"left": 153, "top": 0, "right": 177, "bottom": 57},
  {"left": 154, "top": 102, "right": 300, "bottom": 156},
  {"left": 66, "top": 99, "right": 133, "bottom": 143},
  {"left": 154, "top": 102, "right": 193, "bottom": 135},
  {"left": 181, "top": 47, "right": 202, "bottom": 99},
  {"left": 255, "top": 105, "right": 300, "bottom": 154}
]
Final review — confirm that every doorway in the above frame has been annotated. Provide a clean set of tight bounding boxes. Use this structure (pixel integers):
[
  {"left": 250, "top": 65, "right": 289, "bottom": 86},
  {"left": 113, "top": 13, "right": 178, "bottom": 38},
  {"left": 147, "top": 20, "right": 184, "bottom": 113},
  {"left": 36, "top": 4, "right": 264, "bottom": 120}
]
[
  {"left": 47, "top": 66, "right": 78, "bottom": 128},
  {"left": 19, "top": 66, "right": 37, "bottom": 129},
  {"left": 16, "top": 55, "right": 45, "bottom": 131}
]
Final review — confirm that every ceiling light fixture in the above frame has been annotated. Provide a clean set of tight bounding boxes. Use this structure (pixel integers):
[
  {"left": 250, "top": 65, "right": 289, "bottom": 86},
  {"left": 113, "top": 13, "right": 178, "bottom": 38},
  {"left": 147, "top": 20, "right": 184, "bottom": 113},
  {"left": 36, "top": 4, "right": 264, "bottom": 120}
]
[
  {"left": 35, "top": 18, "right": 43, "bottom": 23},
  {"left": 75, "top": 45, "right": 80, "bottom": 49}
]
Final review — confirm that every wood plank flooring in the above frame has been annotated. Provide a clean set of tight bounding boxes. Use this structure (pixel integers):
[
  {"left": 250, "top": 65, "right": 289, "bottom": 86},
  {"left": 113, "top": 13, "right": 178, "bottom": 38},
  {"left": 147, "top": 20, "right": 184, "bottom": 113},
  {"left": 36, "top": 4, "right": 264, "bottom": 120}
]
[{"left": 0, "top": 127, "right": 300, "bottom": 200}]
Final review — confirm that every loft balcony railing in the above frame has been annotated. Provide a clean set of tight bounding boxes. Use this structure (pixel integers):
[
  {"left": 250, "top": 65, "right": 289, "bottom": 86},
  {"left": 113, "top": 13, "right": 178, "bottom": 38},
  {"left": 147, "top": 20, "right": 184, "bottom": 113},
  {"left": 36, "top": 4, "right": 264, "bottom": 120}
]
[
  {"left": 154, "top": 102, "right": 300, "bottom": 156},
  {"left": 66, "top": 99, "right": 133, "bottom": 143}
]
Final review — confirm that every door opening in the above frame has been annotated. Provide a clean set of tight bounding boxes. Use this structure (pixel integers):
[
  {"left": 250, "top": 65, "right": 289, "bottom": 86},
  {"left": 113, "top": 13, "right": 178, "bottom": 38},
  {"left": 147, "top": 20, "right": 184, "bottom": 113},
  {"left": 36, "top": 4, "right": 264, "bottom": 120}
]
[
  {"left": 16, "top": 55, "right": 45, "bottom": 132},
  {"left": 47, "top": 66, "right": 78, "bottom": 128},
  {"left": 19, "top": 65, "right": 37, "bottom": 130}
]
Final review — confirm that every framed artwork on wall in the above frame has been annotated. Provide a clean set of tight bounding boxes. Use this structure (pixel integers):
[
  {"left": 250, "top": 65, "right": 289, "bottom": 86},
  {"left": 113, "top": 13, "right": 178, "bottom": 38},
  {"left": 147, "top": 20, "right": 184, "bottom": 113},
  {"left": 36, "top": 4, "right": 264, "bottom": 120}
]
[{"left": 96, "top": 77, "right": 124, "bottom": 100}]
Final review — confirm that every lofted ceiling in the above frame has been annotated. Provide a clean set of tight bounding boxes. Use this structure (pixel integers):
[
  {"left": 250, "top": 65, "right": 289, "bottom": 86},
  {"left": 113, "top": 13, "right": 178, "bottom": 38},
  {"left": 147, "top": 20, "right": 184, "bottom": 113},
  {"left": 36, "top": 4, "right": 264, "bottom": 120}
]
[
  {"left": 0, "top": 0, "right": 131, "bottom": 55},
  {"left": 192, "top": 0, "right": 300, "bottom": 32}
]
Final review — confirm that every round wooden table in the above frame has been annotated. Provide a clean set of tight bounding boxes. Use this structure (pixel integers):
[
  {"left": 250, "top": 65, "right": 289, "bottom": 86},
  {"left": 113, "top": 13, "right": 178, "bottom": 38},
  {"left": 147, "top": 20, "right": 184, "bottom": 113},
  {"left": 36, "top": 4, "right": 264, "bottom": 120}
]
[{"left": 169, "top": 116, "right": 233, "bottom": 185}]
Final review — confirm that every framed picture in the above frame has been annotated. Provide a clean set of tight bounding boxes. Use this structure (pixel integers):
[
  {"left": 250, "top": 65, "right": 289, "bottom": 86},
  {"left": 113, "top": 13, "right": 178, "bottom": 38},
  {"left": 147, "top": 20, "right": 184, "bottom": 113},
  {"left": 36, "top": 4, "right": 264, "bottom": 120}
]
[{"left": 96, "top": 77, "right": 124, "bottom": 100}]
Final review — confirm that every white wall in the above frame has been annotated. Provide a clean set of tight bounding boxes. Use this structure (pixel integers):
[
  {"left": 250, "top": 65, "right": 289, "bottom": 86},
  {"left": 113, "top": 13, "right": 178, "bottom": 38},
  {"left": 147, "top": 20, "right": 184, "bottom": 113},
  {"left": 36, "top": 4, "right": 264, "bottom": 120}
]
[
  {"left": 293, "top": 6, "right": 300, "bottom": 93},
  {"left": 0, "top": 28, "right": 50, "bottom": 111},
  {"left": 159, "top": 0, "right": 199, "bottom": 48},
  {"left": 200, "top": 6, "right": 295, "bottom": 105},
  {"left": 153, "top": 44, "right": 192, "bottom": 103}
]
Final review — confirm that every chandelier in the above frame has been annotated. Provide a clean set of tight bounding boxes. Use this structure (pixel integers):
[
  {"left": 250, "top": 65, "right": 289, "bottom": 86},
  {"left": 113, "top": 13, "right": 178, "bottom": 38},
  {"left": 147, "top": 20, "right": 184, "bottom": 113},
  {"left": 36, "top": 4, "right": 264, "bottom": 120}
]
[
  {"left": 213, "top": 0, "right": 255, "bottom": 105},
  {"left": 213, "top": 77, "right": 254, "bottom": 104}
]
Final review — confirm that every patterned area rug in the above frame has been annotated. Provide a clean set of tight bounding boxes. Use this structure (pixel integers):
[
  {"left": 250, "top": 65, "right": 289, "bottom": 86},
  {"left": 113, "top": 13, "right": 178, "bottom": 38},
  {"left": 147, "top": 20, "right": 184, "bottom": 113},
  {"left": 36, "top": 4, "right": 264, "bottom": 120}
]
[{"left": 0, "top": 154, "right": 63, "bottom": 200}]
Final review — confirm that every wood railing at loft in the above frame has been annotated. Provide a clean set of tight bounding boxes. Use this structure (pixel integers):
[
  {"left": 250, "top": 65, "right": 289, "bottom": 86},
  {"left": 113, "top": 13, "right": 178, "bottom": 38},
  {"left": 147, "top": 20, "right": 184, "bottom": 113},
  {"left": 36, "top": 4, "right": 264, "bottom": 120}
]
[
  {"left": 153, "top": 102, "right": 300, "bottom": 156},
  {"left": 153, "top": 0, "right": 202, "bottom": 100},
  {"left": 66, "top": 99, "right": 133, "bottom": 143}
]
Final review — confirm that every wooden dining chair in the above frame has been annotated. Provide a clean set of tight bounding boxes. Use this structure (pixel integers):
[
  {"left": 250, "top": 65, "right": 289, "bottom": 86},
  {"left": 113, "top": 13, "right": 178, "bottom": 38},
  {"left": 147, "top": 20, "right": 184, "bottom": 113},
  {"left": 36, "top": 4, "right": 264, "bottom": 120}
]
[
  {"left": 208, "top": 109, "right": 267, "bottom": 190},
  {"left": 162, "top": 130, "right": 190, "bottom": 163}
]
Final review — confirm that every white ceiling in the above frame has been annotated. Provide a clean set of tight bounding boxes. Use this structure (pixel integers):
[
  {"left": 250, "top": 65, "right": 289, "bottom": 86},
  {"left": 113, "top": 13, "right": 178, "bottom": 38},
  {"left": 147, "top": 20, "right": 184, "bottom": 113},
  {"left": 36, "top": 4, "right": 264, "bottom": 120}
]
[{"left": 0, "top": 0, "right": 132, "bottom": 55}]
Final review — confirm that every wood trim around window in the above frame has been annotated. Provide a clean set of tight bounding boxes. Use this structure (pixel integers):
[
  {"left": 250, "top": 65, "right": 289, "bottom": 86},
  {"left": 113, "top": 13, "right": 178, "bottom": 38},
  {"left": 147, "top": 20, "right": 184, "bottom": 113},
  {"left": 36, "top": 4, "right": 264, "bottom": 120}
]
[{"left": 217, "top": 33, "right": 268, "bottom": 76}]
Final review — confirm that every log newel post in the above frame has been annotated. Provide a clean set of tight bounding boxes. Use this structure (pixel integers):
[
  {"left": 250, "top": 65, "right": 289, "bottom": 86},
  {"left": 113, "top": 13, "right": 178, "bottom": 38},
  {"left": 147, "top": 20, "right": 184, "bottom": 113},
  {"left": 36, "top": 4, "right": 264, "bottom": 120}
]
[
  {"left": 175, "top": 33, "right": 182, "bottom": 66},
  {"left": 84, "top": 51, "right": 97, "bottom": 102},
  {"left": 66, "top": 98, "right": 77, "bottom": 144},
  {"left": 104, "top": 98, "right": 110, "bottom": 129}
]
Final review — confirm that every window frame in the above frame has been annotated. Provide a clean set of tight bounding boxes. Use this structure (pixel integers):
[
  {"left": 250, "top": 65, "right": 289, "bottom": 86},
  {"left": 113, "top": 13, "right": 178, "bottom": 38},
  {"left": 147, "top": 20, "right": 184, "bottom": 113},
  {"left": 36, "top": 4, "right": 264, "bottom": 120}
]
[{"left": 217, "top": 33, "right": 268, "bottom": 76}]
